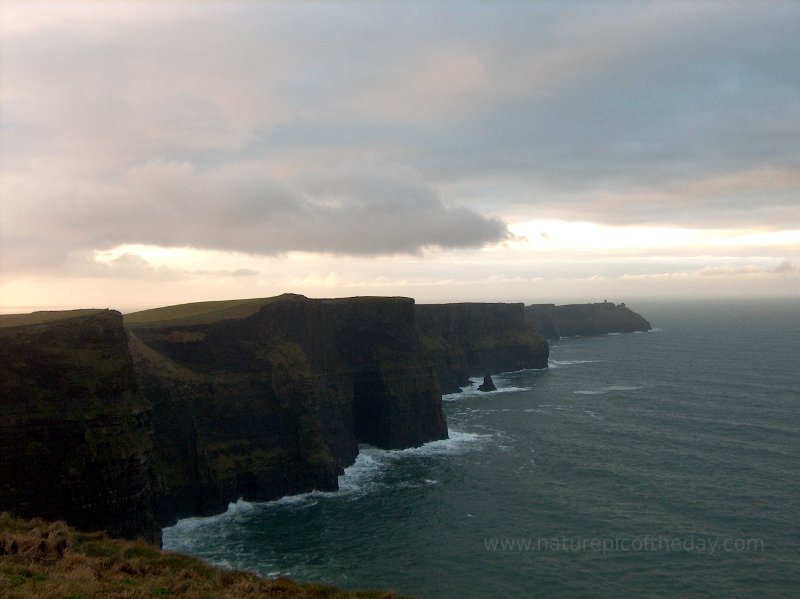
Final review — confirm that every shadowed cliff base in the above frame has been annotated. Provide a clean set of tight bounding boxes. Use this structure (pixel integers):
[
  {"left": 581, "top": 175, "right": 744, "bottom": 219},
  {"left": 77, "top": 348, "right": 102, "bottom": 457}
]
[
  {"left": 0, "top": 512, "right": 411, "bottom": 599},
  {"left": 416, "top": 302, "right": 549, "bottom": 394}
]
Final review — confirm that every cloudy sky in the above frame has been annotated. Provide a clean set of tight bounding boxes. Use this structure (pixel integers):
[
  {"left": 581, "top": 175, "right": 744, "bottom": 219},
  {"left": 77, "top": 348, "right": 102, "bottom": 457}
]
[{"left": 1, "top": 1, "right": 798, "bottom": 312}]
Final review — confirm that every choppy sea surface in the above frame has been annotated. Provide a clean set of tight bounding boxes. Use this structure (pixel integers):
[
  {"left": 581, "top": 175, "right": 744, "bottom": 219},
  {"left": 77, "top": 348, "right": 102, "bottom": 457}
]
[{"left": 163, "top": 299, "right": 800, "bottom": 598}]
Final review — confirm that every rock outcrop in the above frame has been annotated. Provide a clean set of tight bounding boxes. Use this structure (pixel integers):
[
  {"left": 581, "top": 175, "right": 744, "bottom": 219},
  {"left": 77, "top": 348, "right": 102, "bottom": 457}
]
[
  {"left": 416, "top": 303, "right": 549, "bottom": 393},
  {"left": 525, "top": 302, "right": 651, "bottom": 339},
  {"left": 477, "top": 375, "right": 497, "bottom": 392},
  {"left": 125, "top": 294, "right": 447, "bottom": 526},
  {"left": 0, "top": 310, "right": 160, "bottom": 544}
]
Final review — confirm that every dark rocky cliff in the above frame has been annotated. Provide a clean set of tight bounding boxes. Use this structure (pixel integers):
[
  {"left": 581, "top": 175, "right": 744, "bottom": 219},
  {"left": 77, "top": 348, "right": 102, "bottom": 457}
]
[
  {"left": 0, "top": 310, "right": 159, "bottom": 544},
  {"left": 525, "top": 302, "right": 651, "bottom": 339},
  {"left": 125, "top": 294, "right": 447, "bottom": 526},
  {"left": 416, "top": 303, "right": 549, "bottom": 393},
  {"left": 3, "top": 295, "right": 563, "bottom": 541}
]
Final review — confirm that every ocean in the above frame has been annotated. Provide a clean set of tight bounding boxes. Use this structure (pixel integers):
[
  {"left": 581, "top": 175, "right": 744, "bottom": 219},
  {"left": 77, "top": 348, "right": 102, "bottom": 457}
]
[{"left": 163, "top": 299, "right": 800, "bottom": 598}]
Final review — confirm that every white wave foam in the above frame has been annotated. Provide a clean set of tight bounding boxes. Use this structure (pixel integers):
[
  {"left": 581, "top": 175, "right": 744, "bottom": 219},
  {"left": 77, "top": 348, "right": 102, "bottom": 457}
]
[
  {"left": 164, "top": 497, "right": 258, "bottom": 547},
  {"left": 442, "top": 377, "right": 531, "bottom": 400},
  {"left": 226, "top": 497, "right": 256, "bottom": 515},
  {"left": 649, "top": 327, "right": 663, "bottom": 333},
  {"left": 268, "top": 494, "right": 319, "bottom": 508},
  {"left": 164, "top": 430, "right": 490, "bottom": 549},
  {"left": 574, "top": 385, "right": 644, "bottom": 396},
  {"left": 334, "top": 429, "right": 489, "bottom": 498},
  {"left": 607, "top": 332, "right": 622, "bottom": 336},
  {"left": 383, "top": 429, "right": 489, "bottom": 458},
  {"left": 396, "top": 478, "right": 441, "bottom": 489},
  {"left": 334, "top": 451, "right": 386, "bottom": 497},
  {"left": 549, "top": 359, "right": 601, "bottom": 367}
]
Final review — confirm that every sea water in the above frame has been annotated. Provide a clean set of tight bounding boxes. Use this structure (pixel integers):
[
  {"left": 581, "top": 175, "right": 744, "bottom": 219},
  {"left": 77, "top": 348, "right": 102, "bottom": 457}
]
[{"left": 163, "top": 299, "right": 800, "bottom": 598}]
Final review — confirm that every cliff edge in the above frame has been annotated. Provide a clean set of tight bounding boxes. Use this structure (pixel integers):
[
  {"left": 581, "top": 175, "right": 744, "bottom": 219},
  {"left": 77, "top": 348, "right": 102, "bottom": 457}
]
[{"left": 0, "top": 310, "right": 159, "bottom": 544}]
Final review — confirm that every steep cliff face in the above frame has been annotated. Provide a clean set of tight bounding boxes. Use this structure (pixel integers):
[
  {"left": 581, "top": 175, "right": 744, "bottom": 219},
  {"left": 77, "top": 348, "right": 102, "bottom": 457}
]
[
  {"left": 125, "top": 294, "right": 447, "bottom": 526},
  {"left": 525, "top": 302, "right": 651, "bottom": 339},
  {"left": 0, "top": 310, "right": 159, "bottom": 544},
  {"left": 416, "top": 303, "right": 549, "bottom": 393},
  {"left": 7, "top": 295, "right": 563, "bottom": 539}
]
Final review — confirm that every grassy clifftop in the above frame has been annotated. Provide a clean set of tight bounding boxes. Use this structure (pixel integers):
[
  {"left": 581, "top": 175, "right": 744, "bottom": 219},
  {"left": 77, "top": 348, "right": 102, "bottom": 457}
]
[
  {"left": 0, "top": 310, "right": 106, "bottom": 329},
  {"left": 124, "top": 294, "right": 413, "bottom": 328},
  {"left": 0, "top": 513, "right": 410, "bottom": 599},
  {"left": 123, "top": 297, "right": 284, "bottom": 327}
]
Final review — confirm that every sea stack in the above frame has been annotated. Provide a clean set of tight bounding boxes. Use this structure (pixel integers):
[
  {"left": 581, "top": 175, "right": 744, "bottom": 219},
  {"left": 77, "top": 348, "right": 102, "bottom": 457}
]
[{"left": 478, "top": 374, "right": 497, "bottom": 392}]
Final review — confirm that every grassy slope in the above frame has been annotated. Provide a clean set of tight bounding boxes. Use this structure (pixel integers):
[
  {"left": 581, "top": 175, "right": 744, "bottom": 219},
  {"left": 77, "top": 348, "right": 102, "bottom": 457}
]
[
  {"left": 124, "top": 294, "right": 414, "bottom": 328},
  {"left": 0, "top": 310, "right": 105, "bottom": 329},
  {"left": 123, "top": 297, "right": 283, "bottom": 327},
  {"left": 0, "top": 513, "right": 409, "bottom": 599}
]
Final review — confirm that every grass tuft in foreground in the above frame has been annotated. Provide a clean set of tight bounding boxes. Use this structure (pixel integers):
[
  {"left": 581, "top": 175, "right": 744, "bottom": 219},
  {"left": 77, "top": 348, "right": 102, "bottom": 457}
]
[{"left": 0, "top": 513, "right": 410, "bottom": 599}]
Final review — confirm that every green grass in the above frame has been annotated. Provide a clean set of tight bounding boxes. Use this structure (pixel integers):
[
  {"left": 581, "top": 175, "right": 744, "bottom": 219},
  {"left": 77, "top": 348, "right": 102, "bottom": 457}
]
[
  {"left": 0, "top": 512, "right": 412, "bottom": 599},
  {"left": 123, "top": 297, "right": 289, "bottom": 327}
]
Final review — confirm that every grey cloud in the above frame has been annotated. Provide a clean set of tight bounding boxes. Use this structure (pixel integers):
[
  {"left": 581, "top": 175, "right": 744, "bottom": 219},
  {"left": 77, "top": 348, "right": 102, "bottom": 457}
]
[{"left": 3, "top": 159, "right": 510, "bottom": 271}]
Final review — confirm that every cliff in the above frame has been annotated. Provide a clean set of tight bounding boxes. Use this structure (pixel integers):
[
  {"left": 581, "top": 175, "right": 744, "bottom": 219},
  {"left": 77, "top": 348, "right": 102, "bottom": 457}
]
[
  {"left": 2, "top": 295, "right": 563, "bottom": 542},
  {"left": 125, "top": 294, "right": 447, "bottom": 526},
  {"left": 525, "top": 302, "right": 651, "bottom": 339},
  {"left": 0, "top": 310, "right": 159, "bottom": 544},
  {"left": 416, "top": 303, "right": 549, "bottom": 393}
]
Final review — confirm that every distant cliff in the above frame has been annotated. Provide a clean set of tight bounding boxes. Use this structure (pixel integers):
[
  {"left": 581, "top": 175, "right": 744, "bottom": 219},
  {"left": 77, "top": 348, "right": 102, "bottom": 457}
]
[
  {"left": 525, "top": 302, "right": 651, "bottom": 339},
  {"left": 0, "top": 310, "right": 160, "bottom": 544},
  {"left": 416, "top": 303, "right": 549, "bottom": 393},
  {"left": 125, "top": 294, "right": 447, "bottom": 526}
]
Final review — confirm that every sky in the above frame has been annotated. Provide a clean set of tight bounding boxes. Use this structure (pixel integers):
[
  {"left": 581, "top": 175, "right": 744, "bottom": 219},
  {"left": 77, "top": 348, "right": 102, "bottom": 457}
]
[{"left": 1, "top": 0, "right": 799, "bottom": 312}]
